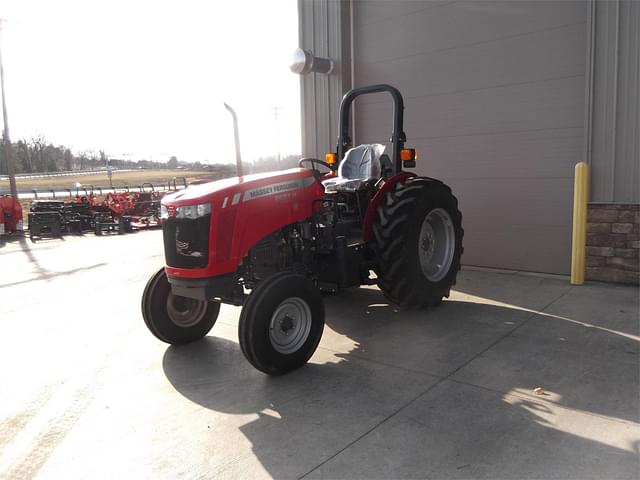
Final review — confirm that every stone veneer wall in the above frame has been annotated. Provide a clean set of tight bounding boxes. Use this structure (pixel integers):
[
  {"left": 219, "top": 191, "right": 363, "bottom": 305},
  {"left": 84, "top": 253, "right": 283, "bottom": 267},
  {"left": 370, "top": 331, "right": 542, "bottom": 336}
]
[{"left": 586, "top": 203, "right": 639, "bottom": 285}]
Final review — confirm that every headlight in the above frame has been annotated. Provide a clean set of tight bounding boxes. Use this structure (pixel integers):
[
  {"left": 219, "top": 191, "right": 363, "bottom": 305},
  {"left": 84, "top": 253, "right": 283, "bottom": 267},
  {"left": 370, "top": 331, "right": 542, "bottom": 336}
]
[
  {"left": 160, "top": 204, "right": 169, "bottom": 220},
  {"left": 176, "top": 203, "right": 211, "bottom": 219}
]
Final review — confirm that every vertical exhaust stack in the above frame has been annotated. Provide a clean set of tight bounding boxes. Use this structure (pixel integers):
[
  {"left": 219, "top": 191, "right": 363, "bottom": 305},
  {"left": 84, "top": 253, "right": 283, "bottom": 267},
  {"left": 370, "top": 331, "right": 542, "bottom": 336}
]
[{"left": 223, "top": 103, "right": 244, "bottom": 178}]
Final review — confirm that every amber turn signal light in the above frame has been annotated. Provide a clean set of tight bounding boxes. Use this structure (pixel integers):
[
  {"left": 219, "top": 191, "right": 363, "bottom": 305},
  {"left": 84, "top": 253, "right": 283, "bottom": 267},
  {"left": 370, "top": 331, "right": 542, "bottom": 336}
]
[
  {"left": 325, "top": 153, "right": 337, "bottom": 165},
  {"left": 401, "top": 148, "right": 417, "bottom": 162}
]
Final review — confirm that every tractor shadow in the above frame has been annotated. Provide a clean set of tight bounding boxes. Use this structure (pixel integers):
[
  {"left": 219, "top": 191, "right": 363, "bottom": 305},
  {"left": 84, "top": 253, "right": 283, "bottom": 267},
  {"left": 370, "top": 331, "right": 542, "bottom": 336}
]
[{"left": 162, "top": 285, "right": 639, "bottom": 478}]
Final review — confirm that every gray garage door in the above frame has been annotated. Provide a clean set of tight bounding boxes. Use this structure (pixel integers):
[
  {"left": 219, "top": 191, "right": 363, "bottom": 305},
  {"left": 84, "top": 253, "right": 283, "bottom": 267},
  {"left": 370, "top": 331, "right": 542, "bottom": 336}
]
[{"left": 351, "top": 0, "right": 586, "bottom": 274}]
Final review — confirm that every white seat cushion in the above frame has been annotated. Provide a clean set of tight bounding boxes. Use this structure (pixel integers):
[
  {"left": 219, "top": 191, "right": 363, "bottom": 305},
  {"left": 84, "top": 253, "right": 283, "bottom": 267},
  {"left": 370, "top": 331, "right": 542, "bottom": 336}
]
[{"left": 323, "top": 144, "right": 385, "bottom": 192}]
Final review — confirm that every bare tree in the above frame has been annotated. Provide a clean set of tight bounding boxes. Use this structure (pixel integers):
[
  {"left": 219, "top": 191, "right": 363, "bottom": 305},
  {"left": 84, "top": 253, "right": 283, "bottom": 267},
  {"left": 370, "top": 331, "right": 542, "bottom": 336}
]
[
  {"left": 63, "top": 147, "right": 72, "bottom": 171},
  {"left": 29, "top": 134, "right": 47, "bottom": 172},
  {"left": 16, "top": 139, "right": 32, "bottom": 172}
]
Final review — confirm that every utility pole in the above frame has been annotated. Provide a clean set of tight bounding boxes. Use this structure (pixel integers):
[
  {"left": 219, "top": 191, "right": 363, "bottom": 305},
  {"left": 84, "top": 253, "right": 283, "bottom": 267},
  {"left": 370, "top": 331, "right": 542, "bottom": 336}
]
[
  {"left": 0, "top": 19, "right": 17, "bottom": 198},
  {"left": 268, "top": 106, "right": 283, "bottom": 166}
]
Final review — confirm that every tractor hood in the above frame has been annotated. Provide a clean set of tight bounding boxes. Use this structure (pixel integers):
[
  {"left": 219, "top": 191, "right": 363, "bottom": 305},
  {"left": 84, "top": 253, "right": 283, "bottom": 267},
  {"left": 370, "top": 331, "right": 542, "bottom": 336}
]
[
  {"left": 161, "top": 168, "right": 318, "bottom": 206},
  {"left": 160, "top": 166, "right": 326, "bottom": 280}
]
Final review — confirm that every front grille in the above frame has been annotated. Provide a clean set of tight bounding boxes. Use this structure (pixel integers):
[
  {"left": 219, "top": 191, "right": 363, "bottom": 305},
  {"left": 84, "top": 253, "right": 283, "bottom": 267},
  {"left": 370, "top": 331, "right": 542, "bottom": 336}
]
[{"left": 163, "top": 214, "right": 211, "bottom": 269}]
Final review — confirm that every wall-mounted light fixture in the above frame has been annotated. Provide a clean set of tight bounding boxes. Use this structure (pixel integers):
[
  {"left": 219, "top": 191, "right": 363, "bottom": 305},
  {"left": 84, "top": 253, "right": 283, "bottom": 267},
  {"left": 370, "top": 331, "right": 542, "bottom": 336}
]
[{"left": 290, "top": 48, "right": 334, "bottom": 75}]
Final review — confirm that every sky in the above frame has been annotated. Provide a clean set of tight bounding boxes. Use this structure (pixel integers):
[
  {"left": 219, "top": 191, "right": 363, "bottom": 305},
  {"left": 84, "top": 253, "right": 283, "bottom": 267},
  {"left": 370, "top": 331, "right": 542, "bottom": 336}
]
[{"left": 0, "top": 0, "right": 301, "bottom": 164}]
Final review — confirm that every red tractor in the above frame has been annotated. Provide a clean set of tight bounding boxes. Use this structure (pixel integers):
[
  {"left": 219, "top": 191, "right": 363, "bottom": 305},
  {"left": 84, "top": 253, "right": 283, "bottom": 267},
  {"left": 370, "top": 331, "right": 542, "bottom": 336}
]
[{"left": 142, "top": 85, "right": 463, "bottom": 375}]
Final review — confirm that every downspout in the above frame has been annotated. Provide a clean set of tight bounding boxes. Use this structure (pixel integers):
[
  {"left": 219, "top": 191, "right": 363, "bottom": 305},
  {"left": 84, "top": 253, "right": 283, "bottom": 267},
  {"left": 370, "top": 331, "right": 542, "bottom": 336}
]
[
  {"left": 350, "top": 0, "right": 356, "bottom": 146},
  {"left": 583, "top": 0, "right": 595, "bottom": 168}
]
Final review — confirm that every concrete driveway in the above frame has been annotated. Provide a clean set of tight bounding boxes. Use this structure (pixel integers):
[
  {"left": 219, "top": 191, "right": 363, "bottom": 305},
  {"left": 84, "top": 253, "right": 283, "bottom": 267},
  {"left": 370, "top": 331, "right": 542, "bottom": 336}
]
[{"left": 1, "top": 230, "right": 638, "bottom": 479}]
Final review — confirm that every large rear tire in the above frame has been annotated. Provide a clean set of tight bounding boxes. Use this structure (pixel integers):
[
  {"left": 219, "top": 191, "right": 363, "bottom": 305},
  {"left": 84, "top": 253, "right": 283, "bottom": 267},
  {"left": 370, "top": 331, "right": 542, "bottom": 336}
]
[
  {"left": 373, "top": 177, "right": 463, "bottom": 309},
  {"left": 239, "top": 272, "right": 325, "bottom": 375},
  {"left": 141, "top": 267, "right": 220, "bottom": 344}
]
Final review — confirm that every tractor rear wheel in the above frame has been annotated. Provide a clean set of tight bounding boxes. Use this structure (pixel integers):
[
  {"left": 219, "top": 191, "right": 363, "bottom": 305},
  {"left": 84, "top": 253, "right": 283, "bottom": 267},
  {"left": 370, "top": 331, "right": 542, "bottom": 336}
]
[
  {"left": 239, "top": 272, "right": 324, "bottom": 375},
  {"left": 141, "top": 267, "right": 220, "bottom": 344},
  {"left": 373, "top": 177, "right": 463, "bottom": 308}
]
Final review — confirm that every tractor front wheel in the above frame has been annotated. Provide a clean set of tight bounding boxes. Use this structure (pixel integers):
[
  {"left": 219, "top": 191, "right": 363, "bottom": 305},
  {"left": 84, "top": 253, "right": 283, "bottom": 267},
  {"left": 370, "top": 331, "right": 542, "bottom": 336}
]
[
  {"left": 373, "top": 177, "right": 464, "bottom": 308},
  {"left": 239, "top": 272, "right": 325, "bottom": 375},
  {"left": 141, "top": 267, "right": 220, "bottom": 344}
]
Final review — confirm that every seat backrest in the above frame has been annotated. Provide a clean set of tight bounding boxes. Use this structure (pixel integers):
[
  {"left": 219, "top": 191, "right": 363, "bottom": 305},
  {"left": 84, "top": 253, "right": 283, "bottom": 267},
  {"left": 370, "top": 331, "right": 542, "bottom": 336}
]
[{"left": 337, "top": 144, "right": 385, "bottom": 180}]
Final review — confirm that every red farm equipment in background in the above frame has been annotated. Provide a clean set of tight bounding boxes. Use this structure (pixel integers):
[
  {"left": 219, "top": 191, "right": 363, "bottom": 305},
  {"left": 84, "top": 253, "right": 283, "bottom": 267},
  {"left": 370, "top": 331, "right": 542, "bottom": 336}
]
[
  {"left": 27, "top": 183, "right": 168, "bottom": 240},
  {"left": 0, "top": 195, "right": 23, "bottom": 236},
  {"left": 101, "top": 184, "right": 164, "bottom": 230}
]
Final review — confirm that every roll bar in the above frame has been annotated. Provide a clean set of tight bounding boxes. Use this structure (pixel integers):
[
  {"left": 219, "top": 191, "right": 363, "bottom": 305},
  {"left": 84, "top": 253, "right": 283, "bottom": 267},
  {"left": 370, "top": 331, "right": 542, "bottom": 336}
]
[{"left": 337, "top": 84, "right": 406, "bottom": 174}]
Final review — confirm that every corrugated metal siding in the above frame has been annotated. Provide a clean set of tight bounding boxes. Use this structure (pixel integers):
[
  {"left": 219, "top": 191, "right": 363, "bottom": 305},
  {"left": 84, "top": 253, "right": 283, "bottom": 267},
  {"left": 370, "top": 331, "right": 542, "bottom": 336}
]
[
  {"left": 589, "top": 0, "right": 640, "bottom": 203},
  {"left": 352, "top": 0, "right": 586, "bottom": 274},
  {"left": 298, "top": 0, "right": 351, "bottom": 158}
]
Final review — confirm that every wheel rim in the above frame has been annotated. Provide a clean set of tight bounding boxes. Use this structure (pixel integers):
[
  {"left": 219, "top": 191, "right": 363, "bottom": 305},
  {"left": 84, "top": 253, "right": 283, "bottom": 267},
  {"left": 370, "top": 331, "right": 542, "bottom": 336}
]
[
  {"left": 166, "top": 292, "right": 208, "bottom": 328},
  {"left": 418, "top": 208, "right": 456, "bottom": 282},
  {"left": 269, "top": 297, "right": 312, "bottom": 354}
]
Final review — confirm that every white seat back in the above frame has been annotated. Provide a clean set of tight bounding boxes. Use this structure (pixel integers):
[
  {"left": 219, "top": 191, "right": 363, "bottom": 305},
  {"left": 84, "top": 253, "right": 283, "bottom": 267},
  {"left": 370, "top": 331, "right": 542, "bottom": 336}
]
[{"left": 338, "top": 144, "right": 385, "bottom": 180}]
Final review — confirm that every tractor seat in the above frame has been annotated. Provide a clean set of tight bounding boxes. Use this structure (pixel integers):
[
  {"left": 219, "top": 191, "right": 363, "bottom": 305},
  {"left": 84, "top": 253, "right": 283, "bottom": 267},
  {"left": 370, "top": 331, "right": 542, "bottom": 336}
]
[{"left": 322, "top": 144, "right": 385, "bottom": 192}]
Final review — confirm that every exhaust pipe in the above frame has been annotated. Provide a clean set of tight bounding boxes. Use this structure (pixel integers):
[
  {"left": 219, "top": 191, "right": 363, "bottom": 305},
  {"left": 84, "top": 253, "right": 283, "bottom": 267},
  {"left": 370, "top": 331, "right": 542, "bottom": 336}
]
[{"left": 223, "top": 103, "right": 244, "bottom": 178}]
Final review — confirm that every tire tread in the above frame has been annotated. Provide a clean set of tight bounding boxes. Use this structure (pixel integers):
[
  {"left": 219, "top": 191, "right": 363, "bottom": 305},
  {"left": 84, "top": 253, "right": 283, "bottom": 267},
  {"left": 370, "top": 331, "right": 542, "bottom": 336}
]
[{"left": 373, "top": 178, "right": 464, "bottom": 309}]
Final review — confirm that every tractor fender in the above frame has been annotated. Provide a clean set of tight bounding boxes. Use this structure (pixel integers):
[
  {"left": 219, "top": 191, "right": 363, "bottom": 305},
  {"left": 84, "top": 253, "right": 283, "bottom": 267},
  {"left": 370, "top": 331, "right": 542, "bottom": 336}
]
[{"left": 362, "top": 171, "right": 416, "bottom": 242}]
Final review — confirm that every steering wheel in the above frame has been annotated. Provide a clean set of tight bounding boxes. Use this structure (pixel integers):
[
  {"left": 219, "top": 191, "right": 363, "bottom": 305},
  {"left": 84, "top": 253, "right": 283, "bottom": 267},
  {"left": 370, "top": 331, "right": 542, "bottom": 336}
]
[{"left": 298, "top": 158, "right": 334, "bottom": 178}]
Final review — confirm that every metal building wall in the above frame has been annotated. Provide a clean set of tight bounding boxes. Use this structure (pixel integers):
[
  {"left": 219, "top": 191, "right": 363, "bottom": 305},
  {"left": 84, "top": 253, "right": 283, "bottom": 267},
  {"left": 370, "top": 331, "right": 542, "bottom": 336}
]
[
  {"left": 297, "top": 0, "right": 637, "bottom": 275},
  {"left": 349, "top": 0, "right": 587, "bottom": 275},
  {"left": 588, "top": 0, "right": 640, "bottom": 203},
  {"left": 298, "top": 0, "right": 352, "bottom": 159}
]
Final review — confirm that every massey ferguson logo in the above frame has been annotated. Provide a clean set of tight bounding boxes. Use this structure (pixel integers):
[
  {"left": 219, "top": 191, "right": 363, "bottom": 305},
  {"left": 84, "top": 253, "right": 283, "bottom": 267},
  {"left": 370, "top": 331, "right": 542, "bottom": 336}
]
[
  {"left": 241, "top": 178, "right": 315, "bottom": 203},
  {"left": 222, "top": 177, "right": 318, "bottom": 209}
]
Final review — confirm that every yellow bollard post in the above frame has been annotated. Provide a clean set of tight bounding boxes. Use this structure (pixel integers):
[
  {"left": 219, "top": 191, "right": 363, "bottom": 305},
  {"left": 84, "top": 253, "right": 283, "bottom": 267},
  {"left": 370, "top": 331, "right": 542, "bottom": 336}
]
[{"left": 571, "top": 162, "right": 590, "bottom": 285}]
